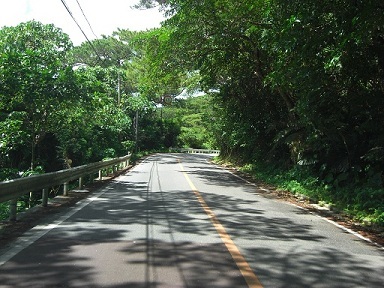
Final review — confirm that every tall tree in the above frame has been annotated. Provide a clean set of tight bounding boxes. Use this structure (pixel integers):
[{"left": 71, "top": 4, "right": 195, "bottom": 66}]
[
  {"left": 137, "top": 1, "right": 289, "bottom": 160},
  {"left": 264, "top": 0, "right": 384, "bottom": 182},
  {"left": 0, "top": 21, "right": 75, "bottom": 170},
  {"left": 136, "top": 0, "right": 384, "bottom": 187},
  {"left": 69, "top": 35, "right": 133, "bottom": 68},
  {"left": 51, "top": 65, "right": 133, "bottom": 167}
]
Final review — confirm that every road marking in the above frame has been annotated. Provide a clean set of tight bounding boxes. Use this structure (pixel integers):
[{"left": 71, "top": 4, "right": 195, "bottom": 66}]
[
  {"left": 0, "top": 180, "right": 118, "bottom": 266},
  {"left": 179, "top": 161, "right": 263, "bottom": 288},
  {"left": 220, "top": 159, "right": 384, "bottom": 250}
]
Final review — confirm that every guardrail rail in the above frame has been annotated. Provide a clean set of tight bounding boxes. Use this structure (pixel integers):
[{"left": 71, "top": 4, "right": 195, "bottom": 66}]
[
  {"left": 169, "top": 148, "right": 220, "bottom": 154},
  {"left": 0, "top": 154, "right": 131, "bottom": 221}
]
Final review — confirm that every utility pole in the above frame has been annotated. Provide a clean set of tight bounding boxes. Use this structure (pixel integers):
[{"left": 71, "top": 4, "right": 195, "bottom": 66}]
[
  {"left": 117, "top": 70, "right": 121, "bottom": 105},
  {"left": 135, "top": 110, "right": 139, "bottom": 153},
  {"left": 117, "top": 60, "right": 122, "bottom": 105},
  {"left": 133, "top": 92, "right": 139, "bottom": 153}
]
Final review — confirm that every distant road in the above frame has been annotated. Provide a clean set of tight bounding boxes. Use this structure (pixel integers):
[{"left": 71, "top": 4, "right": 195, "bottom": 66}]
[{"left": 0, "top": 153, "right": 383, "bottom": 287}]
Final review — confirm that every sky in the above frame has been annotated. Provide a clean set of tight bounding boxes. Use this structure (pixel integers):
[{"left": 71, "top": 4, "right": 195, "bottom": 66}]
[{"left": 0, "top": 0, "right": 165, "bottom": 46}]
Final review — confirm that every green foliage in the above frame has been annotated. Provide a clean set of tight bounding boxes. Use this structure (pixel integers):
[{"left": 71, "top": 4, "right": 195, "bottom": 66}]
[
  {"left": 0, "top": 21, "right": 76, "bottom": 169},
  {"left": 21, "top": 166, "right": 45, "bottom": 177},
  {"left": 0, "top": 23, "right": 156, "bottom": 218},
  {"left": 69, "top": 34, "right": 133, "bottom": 68},
  {"left": 2, "top": 2, "right": 384, "bottom": 227},
  {"left": 174, "top": 95, "right": 217, "bottom": 149},
  {"left": 0, "top": 202, "right": 9, "bottom": 221},
  {"left": 0, "top": 21, "right": 138, "bottom": 177},
  {"left": 0, "top": 168, "right": 19, "bottom": 182},
  {"left": 179, "top": 113, "right": 206, "bottom": 148},
  {"left": 46, "top": 65, "right": 133, "bottom": 167},
  {"left": 138, "top": 0, "right": 384, "bottom": 227},
  {"left": 262, "top": 0, "right": 384, "bottom": 180},
  {"left": 0, "top": 111, "right": 30, "bottom": 170},
  {"left": 235, "top": 160, "right": 384, "bottom": 226},
  {"left": 103, "top": 148, "right": 117, "bottom": 159}
]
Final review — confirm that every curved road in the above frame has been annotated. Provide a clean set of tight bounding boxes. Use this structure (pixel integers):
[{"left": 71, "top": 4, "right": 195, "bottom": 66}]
[{"left": 0, "top": 153, "right": 383, "bottom": 287}]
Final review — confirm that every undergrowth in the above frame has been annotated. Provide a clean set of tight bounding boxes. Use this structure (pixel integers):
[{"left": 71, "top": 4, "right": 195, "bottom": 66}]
[{"left": 216, "top": 159, "right": 384, "bottom": 228}]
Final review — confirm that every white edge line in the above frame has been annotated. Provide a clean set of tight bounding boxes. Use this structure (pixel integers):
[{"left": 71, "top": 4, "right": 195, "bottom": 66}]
[
  {"left": 208, "top": 159, "right": 384, "bottom": 251},
  {"left": 0, "top": 179, "right": 121, "bottom": 266}
]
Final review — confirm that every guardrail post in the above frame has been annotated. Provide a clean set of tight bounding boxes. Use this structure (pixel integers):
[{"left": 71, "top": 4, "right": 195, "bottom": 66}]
[
  {"left": 63, "top": 182, "right": 69, "bottom": 196},
  {"left": 0, "top": 154, "right": 131, "bottom": 218},
  {"left": 79, "top": 177, "right": 83, "bottom": 189},
  {"left": 42, "top": 188, "right": 48, "bottom": 207},
  {"left": 29, "top": 192, "right": 33, "bottom": 208},
  {"left": 9, "top": 199, "right": 17, "bottom": 221}
]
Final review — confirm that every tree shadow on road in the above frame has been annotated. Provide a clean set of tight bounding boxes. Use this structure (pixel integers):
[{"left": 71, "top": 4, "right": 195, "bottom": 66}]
[{"left": 0, "top": 154, "right": 383, "bottom": 287}]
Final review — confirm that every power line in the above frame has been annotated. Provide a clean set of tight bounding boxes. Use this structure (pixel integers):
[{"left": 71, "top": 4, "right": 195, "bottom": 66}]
[
  {"left": 75, "top": 0, "right": 98, "bottom": 39},
  {"left": 60, "top": 0, "right": 103, "bottom": 63}
]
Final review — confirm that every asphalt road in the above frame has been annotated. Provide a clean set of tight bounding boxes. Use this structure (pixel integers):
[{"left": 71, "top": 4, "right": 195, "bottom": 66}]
[{"left": 0, "top": 153, "right": 383, "bottom": 287}]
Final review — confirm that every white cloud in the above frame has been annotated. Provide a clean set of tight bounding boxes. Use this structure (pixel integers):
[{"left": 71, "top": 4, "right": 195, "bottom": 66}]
[{"left": 0, "top": 0, "right": 165, "bottom": 45}]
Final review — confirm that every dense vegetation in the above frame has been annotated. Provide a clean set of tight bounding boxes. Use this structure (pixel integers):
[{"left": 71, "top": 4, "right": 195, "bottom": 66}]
[
  {"left": 0, "top": 20, "right": 215, "bottom": 218},
  {"left": 1, "top": 0, "right": 383, "bottom": 226},
  {"left": 136, "top": 0, "right": 384, "bottom": 226},
  {"left": 0, "top": 21, "right": 213, "bottom": 179}
]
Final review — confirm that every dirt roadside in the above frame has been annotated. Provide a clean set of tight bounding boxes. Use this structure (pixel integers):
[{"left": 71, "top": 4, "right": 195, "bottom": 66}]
[{"left": 225, "top": 166, "right": 384, "bottom": 249}]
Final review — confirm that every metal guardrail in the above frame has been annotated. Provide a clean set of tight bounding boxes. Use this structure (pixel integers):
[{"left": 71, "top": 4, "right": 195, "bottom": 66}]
[
  {"left": 0, "top": 154, "right": 131, "bottom": 220},
  {"left": 169, "top": 148, "right": 220, "bottom": 154}
]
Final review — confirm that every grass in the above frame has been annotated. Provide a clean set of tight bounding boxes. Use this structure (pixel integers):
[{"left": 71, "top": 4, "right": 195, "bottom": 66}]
[{"left": 215, "top": 158, "right": 384, "bottom": 228}]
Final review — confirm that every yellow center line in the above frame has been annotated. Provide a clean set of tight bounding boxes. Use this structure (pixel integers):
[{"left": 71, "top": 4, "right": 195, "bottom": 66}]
[{"left": 179, "top": 161, "right": 263, "bottom": 288}]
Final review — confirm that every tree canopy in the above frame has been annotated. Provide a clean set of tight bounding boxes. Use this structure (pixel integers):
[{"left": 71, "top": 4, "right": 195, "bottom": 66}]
[
  {"left": 136, "top": 0, "right": 384, "bottom": 187},
  {"left": 0, "top": 21, "right": 135, "bottom": 177},
  {"left": 131, "top": 0, "right": 384, "bottom": 224},
  {"left": 0, "top": 21, "right": 75, "bottom": 170},
  {"left": 1, "top": 2, "right": 383, "bottom": 224}
]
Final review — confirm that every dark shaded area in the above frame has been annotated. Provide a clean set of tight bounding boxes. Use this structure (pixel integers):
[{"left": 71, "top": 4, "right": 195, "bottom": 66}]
[
  {"left": 0, "top": 154, "right": 383, "bottom": 287},
  {"left": 244, "top": 246, "right": 384, "bottom": 288}
]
